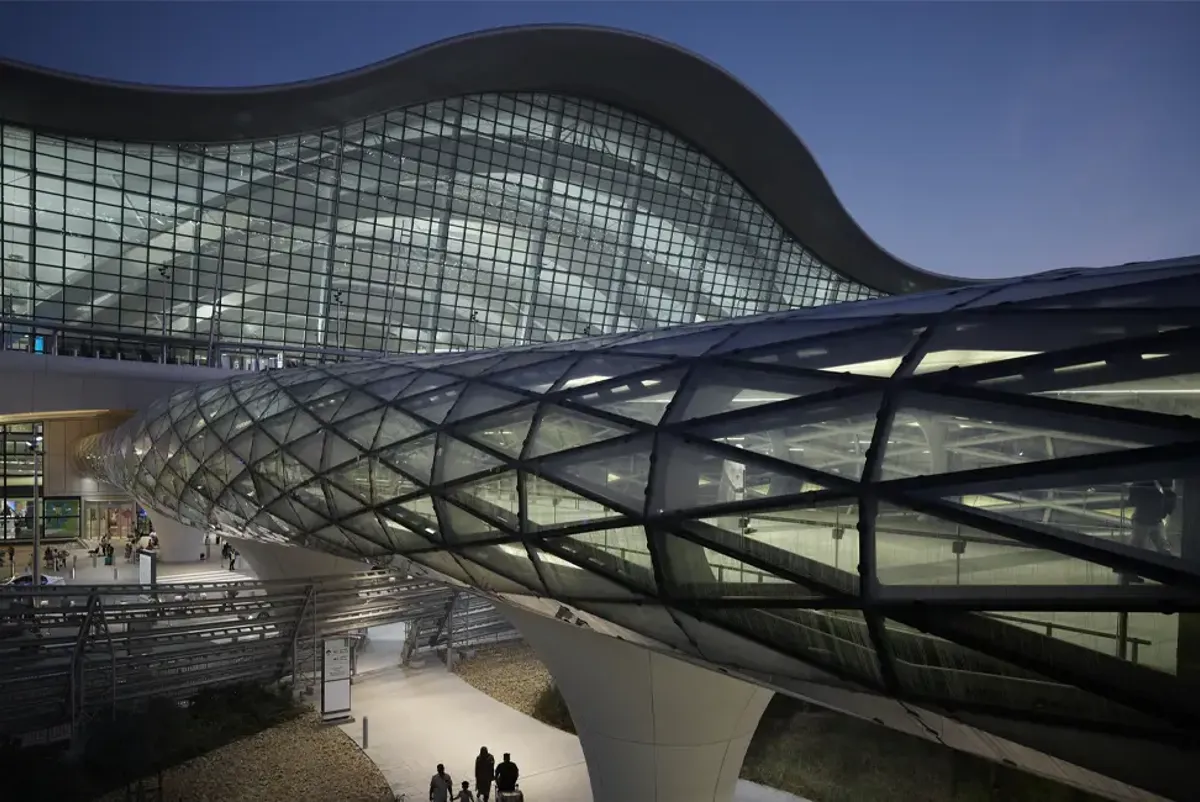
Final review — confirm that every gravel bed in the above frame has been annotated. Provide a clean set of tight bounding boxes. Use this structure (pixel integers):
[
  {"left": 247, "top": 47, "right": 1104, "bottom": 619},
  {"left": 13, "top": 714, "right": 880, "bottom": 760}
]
[
  {"left": 95, "top": 711, "right": 394, "bottom": 802},
  {"left": 453, "top": 641, "right": 553, "bottom": 717}
]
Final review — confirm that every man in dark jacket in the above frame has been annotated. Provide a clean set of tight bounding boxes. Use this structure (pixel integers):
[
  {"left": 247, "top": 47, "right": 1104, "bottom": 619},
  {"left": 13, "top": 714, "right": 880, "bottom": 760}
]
[
  {"left": 474, "top": 746, "right": 495, "bottom": 801},
  {"left": 1130, "top": 479, "right": 1176, "bottom": 554},
  {"left": 494, "top": 753, "right": 519, "bottom": 794}
]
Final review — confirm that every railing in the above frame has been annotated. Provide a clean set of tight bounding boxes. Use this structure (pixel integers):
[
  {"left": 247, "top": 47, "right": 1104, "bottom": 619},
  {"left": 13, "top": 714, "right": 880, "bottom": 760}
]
[
  {"left": 0, "top": 314, "right": 388, "bottom": 371},
  {"left": 0, "top": 570, "right": 513, "bottom": 745},
  {"left": 987, "top": 612, "right": 1153, "bottom": 665},
  {"left": 597, "top": 543, "right": 1155, "bottom": 665}
]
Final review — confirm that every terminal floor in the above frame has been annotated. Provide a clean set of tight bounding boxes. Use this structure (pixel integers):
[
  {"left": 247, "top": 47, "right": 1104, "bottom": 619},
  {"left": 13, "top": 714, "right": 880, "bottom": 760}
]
[
  {"left": 60, "top": 549, "right": 253, "bottom": 586},
  {"left": 337, "top": 662, "right": 808, "bottom": 802}
]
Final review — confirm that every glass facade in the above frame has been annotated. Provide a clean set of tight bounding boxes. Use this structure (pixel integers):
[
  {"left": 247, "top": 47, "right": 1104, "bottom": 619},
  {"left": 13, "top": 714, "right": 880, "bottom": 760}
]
[
  {"left": 0, "top": 93, "right": 877, "bottom": 364},
  {"left": 79, "top": 258, "right": 1200, "bottom": 739}
]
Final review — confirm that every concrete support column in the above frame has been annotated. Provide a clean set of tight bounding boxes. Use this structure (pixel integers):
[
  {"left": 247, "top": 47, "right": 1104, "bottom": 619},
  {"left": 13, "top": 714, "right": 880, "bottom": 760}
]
[
  {"left": 227, "top": 537, "right": 366, "bottom": 581},
  {"left": 499, "top": 601, "right": 772, "bottom": 802},
  {"left": 145, "top": 513, "right": 206, "bottom": 563}
]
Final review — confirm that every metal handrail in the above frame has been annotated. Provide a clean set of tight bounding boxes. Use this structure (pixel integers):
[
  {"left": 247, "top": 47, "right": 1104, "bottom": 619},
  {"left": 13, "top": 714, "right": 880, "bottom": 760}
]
[
  {"left": 598, "top": 544, "right": 1154, "bottom": 663},
  {"left": 0, "top": 312, "right": 390, "bottom": 368},
  {"left": 0, "top": 570, "right": 512, "bottom": 745}
]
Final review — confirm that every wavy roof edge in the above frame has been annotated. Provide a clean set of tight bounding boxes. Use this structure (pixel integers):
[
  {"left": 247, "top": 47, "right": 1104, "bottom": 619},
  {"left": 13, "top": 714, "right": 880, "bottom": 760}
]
[{"left": 2, "top": 24, "right": 967, "bottom": 293}]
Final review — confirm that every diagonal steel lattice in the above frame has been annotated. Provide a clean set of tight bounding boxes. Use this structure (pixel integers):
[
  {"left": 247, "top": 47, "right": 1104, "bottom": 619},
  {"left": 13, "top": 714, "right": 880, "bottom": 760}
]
[{"left": 79, "top": 258, "right": 1200, "bottom": 739}]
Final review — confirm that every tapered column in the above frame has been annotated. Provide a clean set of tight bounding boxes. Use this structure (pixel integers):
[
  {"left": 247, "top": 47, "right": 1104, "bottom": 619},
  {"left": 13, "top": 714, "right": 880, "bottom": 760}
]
[
  {"left": 227, "top": 536, "right": 366, "bottom": 581},
  {"left": 499, "top": 601, "right": 772, "bottom": 802},
  {"left": 144, "top": 512, "right": 206, "bottom": 563}
]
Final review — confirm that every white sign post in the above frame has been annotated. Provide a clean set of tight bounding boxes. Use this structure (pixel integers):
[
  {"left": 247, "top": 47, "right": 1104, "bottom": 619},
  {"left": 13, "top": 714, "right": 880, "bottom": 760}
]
[{"left": 321, "top": 637, "right": 353, "bottom": 723}]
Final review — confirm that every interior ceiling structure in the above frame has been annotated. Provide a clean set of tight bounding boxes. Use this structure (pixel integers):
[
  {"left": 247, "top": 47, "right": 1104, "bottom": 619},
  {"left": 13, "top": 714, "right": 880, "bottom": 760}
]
[
  {"left": 79, "top": 257, "right": 1200, "bottom": 801},
  {"left": 0, "top": 25, "right": 966, "bottom": 363}
]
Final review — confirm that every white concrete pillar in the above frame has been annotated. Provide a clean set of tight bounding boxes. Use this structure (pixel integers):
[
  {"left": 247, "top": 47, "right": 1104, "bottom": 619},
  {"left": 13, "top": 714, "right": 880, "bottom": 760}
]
[
  {"left": 147, "top": 513, "right": 207, "bottom": 563},
  {"left": 227, "top": 536, "right": 367, "bottom": 581},
  {"left": 499, "top": 601, "right": 773, "bottom": 802}
]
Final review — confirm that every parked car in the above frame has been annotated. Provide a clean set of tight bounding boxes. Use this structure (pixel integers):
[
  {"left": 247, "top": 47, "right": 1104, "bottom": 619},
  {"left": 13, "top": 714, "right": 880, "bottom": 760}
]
[{"left": 1, "top": 573, "right": 66, "bottom": 587}]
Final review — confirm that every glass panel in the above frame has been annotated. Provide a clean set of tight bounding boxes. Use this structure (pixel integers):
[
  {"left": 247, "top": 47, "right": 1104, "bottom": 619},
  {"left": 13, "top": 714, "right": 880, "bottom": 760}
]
[
  {"left": 695, "top": 393, "right": 882, "bottom": 481},
  {"left": 381, "top": 496, "right": 441, "bottom": 542},
  {"left": 669, "top": 366, "right": 840, "bottom": 421},
  {"left": 400, "top": 383, "right": 464, "bottom": 425},
  {"left": 980, "top": 611, "right": 1177, "bottom": 675},
  {"left": 874, "top": 502, "right": 1151, "bottom": 586},
  {"left": 531, "top": 541, "right": 647, "bottom": 598},
  {"left": 454, "top": 405, "right": 537, "bottom": 458},
  {"left": 487, "top": 356, "right": 578, "bottom": 394},
  {"left": 694, "top": 499, "right": 860, "bottom": 592},
  {"left": 378, "top": 434, "right": 437, "bottom": 483},
  {"left": 525, "top": 474, "right": 623, "bottom": 529},
  {"left": 553, "top": 354, "right": 667, "bottom": 391},
  {"left": 445, "top": 383, "right": 525, "bottom": 422},
  {"left": 325, "top": 456, "right": 421, "bottom": 505},
  {"left": 377, "top": 514, "right": 437, "bottom": 552},
  {"left": 653, "top": 437, "right": 825, "bottom": 514},
  {"left": 884, "top": 391, "right": 1182, "bottom": 480},
  {"left": 461, "top": 545, "right": 541, "bottom": 594},
  {"left": 539, "top": 435, "right": 653, "bottom": 512},
  {"left": 884, "top": 618, "right": 1158, "bottom": 728},
  {"left": 445, "top": 472, "right": 520, "bottom": 530},
  {"left": 699, "top": 607, "right": 884, "bottom": 687},
  {"left": 528, "top": 406, "right": 633, "bottom": 458},
  {"left": 437, "top": 499, "right": 506, "bottom": 544},
  {"left": 567, "top": 369, "right": 685, "bottom": 425},
  {"left": 437, "top": 435, "right": 503, "bottom": 484},
  {"left": 746, "top": 325, "right": 924, "bottom": 377},
  {"left": 934, "top": 474, "right": 1187, "bottom": 563}
]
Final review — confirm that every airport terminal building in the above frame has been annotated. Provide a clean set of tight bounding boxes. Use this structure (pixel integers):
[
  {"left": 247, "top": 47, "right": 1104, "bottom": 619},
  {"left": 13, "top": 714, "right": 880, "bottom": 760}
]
[{"left": 1, "top": 25, "right": 1198, "bottom": 802}]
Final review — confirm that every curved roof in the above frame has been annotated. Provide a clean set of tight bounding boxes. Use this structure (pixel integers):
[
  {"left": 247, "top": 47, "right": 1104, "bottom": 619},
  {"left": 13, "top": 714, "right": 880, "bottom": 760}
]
[{"left": 0, "top": 24, "right": 964, "bottom": 296}]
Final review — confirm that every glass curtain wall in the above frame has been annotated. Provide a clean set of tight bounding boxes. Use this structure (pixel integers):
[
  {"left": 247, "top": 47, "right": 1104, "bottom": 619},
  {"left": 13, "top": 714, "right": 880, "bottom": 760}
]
[{"left": 0, "top": 94, "right": 877, "bottom": 365}]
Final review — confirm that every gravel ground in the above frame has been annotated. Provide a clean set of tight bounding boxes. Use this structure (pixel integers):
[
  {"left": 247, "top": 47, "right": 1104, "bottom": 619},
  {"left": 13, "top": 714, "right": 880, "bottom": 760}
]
[
  {"left": 95, "top": 711, "right": 395, "bottom": 802},
  {"left": 453, "top": 642, "right": 553, "bottom": 718}
]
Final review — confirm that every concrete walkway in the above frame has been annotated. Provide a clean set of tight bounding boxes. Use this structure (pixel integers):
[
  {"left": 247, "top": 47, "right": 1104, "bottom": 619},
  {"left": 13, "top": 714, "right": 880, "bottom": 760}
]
[{"left": 337, "top": 662, "right": 807, "bottom": 802}]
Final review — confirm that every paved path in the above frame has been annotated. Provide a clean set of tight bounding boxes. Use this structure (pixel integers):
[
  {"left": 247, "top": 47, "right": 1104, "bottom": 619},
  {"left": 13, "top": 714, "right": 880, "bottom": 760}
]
[{"left": 338, "top": 661, "right": 808, "bottom": 802}]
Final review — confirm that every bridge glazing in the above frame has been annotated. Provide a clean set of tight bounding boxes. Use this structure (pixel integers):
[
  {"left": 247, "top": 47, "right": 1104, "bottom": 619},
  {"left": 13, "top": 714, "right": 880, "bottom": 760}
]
[{"left": 75, "top": 257, "right": 1200, "bottom": 781}]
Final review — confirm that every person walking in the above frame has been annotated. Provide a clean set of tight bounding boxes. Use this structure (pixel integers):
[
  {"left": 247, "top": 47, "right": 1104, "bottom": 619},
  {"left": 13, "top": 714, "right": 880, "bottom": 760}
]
[
  {"left": 494, "top": 753, "right": 519, "bottom": 796},
  {"left": 474, "top": 746, "right": 495, "bottom": 802},
  {"left": 454, "top": 780, "right": 476, "bottom": 802},
  {"left": 429, "top": 763, "right": 454, "bottom": 802},
  {"left": 1130, "top": 479, "right": 1176, "bottom": 554}
]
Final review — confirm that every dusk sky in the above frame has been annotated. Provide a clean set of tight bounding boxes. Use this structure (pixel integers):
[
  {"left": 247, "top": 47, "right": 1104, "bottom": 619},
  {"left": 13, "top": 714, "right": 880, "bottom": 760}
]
[{"left": 0, "top": 1, "right": 1196, "bottom": 279}]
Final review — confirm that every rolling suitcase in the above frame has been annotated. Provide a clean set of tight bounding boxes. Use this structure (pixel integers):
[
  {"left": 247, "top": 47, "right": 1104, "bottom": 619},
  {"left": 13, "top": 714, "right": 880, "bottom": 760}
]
[{"left": 497, "top": 789, "right": 524, "bottom": 802}]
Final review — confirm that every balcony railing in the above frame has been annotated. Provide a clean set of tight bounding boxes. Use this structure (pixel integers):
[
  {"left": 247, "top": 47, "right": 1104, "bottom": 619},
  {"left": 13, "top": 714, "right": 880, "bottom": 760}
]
[{"left": 0, "top": 315, "right": 387, "bottom": 372}]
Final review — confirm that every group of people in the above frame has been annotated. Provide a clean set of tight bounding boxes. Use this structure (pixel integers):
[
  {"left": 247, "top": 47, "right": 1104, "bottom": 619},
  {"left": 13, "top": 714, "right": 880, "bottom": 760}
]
[
  {"left": 429, "top": 748, "right": 520, "bottom": 802},
  {"left": 41, "top": 546, "right": 69, "bottom": 571}
]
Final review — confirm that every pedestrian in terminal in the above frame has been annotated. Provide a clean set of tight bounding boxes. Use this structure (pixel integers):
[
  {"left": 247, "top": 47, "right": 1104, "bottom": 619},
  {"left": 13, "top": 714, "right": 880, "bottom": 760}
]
[
  {"left": 1130, "top": 479, "right": 1176, "bottom": 554},
  {"left": 454, "top": 780, "right": 476, "bottom": 802},
  {"left": 228, "top": 548, "right": 238, "bottom": 571},
  {"left": 474, "top": 746, "right": 495, "bottom": 802},
  {"left": 494, "top": 753, "right": 519, "bottom": 795},
  {"left": 429, "top": 763, "right": 454, "bottom": 802}
]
